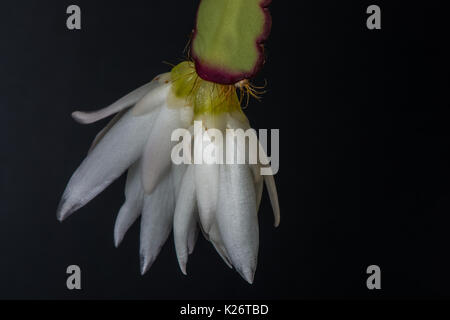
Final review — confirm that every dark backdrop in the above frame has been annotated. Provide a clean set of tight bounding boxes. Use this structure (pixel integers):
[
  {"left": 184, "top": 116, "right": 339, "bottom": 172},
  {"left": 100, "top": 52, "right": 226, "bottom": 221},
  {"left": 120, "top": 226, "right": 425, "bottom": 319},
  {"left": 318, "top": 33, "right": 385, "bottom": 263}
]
[{"left": 0, "top": 0, "right": 449, "bottom": 299}]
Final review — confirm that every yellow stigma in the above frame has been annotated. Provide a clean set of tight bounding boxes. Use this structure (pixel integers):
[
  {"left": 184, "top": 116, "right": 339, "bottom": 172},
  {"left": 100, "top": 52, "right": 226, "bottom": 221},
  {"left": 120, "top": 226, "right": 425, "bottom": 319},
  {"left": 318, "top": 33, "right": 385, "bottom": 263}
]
[{"left": 170, "top": 61, "right": 243, "bottom": 117}]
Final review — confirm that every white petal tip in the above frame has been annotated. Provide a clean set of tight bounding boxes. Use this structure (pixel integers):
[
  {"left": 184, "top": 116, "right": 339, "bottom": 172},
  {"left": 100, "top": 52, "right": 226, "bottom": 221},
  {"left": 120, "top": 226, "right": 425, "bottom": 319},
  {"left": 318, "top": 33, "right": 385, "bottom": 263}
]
[
  {"left": 71, "top": 111, "right": 96, "bottom": 124},
  {"left": 274, "top": 218, "right": 280, "bottom": 228},
  {"left": 140, "top": 265, "right": 147, "bottom": 276},
  {"left": 238, "top": 267, "right": 255, "bottom": 284},
  {"left": 274, "top": 208, "right": 281, "bottom": 227},
  {"left": 176, "top": 252, "right": 189, "bottom": 275},
  {"left": 114, "top": 224, "right": 126, "bottom": 248},
  {"left": 140, "top": 254, "right": 155, "bottom": 275},
  {"left": 114, "top": 234, "right": 123, "bottom": 248},
  {"left": 56, "top": 197, "right": 77, "bottom": 222},
  {"left": 180, "top": 265, "right": 188, "bottom": 276},
  {"left": 56, "top": 209, "right": 65, "bottom": 222}
]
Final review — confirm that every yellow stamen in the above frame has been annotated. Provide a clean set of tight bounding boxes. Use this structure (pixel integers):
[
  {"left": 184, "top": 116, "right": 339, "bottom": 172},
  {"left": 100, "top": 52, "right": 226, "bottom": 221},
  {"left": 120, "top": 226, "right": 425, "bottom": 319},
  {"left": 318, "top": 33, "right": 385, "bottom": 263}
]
[{"left": 169, "top": 61, "right": 265, "bottom": 117}]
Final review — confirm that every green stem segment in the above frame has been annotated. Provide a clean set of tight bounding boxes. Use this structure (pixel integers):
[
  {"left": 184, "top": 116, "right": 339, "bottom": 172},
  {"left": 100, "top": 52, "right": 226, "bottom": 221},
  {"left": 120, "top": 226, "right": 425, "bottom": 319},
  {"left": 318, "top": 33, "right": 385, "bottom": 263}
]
[{"left": 191, "top": 0, "right": 272, "bottom": 85}]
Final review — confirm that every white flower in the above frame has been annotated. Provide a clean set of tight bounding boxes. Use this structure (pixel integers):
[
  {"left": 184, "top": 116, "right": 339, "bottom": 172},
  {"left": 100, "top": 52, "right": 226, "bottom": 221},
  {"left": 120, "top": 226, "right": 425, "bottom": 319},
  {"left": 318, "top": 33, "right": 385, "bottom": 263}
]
[{"left": 57, "top": 62, "right": 280, "bottom": 283}]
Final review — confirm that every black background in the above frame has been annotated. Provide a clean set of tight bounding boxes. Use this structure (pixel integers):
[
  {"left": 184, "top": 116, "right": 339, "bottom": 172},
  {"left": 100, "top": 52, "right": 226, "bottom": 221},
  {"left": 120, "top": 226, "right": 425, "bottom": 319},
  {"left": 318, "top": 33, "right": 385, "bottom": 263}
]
[{"left": 0, "top": 0, "right": 449, "bottom": 299}]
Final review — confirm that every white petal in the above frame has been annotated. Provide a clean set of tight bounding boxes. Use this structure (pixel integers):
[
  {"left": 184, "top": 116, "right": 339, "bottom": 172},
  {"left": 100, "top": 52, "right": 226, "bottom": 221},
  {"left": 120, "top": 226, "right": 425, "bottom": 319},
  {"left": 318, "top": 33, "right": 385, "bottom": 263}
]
[
  {"left": 198, "top": 223, "right": 232, "bottom": 269},
  {"left": 88, "top": 109, "right": 127, "bottom": 153},
  {"left": 195, "top": 163, "right": 219, "bottom": 233},
  {"left": 114, "top": 160, "right": 144, "bottom": 247},
  {"left": 226, "top": 111, "right": 251, "bottom": 130},
  {"left": 139, "top": 171, "right": 175, "bottom": 275},
  {"left": 72, "top": 76, "right": 165, "bottom": 124},
  {"left": 173, "top": 166, "right": 197, "bottom": 275},
  {"left": 249, "top": 164, "right": 264, "bottom": 211},
  {"left": 216, "top": 164, "right": 258, "bottom": 284},
  {"left": 255, "top": 137, "right": 280, "bottom": 227},
  {"left": 264, "top": 175, "right": 281, "bottom": 227},
  {"left": 208, "top": 224, "right": 233, "bottom": 269},
  {"left": 187, "top": 224, "right": 199, "bottom": 255},
  {"left": 194, "top": 129, "right": 222, "bottom": 233},
  {"left": 225, "top": 110, "right": 280, "bottom": 227},
  {"left": 57, "top": 108, "right": 157, "bottom": 222},
  {"left": 141, "top": 104, "right": 192, "bottom": 194},
  {"left": 171, "top": 163, "right": 187, "bottom": 199},
  {"left": 131, "top": 73, "right": 172, "bottom": 116},
  {"left": 255, "top": 178, "right": 264, "bottom": 212},
  {"left": 174, "top": 163, "right": 199, "bottom": 256}
]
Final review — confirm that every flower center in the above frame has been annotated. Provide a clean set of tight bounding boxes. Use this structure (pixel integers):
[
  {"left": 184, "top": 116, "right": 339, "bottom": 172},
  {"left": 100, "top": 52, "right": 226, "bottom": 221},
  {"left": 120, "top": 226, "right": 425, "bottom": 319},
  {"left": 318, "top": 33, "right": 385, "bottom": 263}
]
[{"left": 170, "top": 61, "right": 242, "bottom": 117}]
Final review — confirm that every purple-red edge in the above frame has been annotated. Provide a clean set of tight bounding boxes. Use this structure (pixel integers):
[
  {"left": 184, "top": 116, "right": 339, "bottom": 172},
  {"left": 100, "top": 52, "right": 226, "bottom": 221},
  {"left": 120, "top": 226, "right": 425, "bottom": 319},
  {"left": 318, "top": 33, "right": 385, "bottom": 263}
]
[{"left": 191, "top": 0, "right": 272, "bottom": 85}]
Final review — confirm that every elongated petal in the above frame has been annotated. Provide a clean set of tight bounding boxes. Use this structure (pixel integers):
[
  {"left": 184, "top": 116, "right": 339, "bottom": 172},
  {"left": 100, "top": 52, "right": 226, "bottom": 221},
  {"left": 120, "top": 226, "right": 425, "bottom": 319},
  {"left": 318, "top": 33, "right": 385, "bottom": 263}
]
[
  {"left": 140, "top": 171, "right": 175, "bottom": 275},
  {"left": 195, "top": 163, "right": 218, "bottom": 233},
  {"left": 187, "top": 223, "right": 199, "bottom": 255},
  {"left": 198, "top": 223, "right": 232, "bottom": 269},
  {"left": 216, "top": 164, "right": 258, "bottom": 284},
  {"left": 226, "top": 111, "right": 280, "bottom": 227},
  {"left": 172, "top": 164, "right": 199, "bottom": 254},
  {"left": 72, "top": 78, "right": 161, "bottom": 124},
  {"left": 173, "top": 166, "right": 197, "bottom": 275},
  {"left": 141, "top": 105, "right": 192, "bottom": 194},
  {"left": 264, "top": 174, "right": 280, "bottom": 227},
  {"left": 57, "top": 108, "right": 157, "bottom": 221},
  {"left": 249, "top": 164, "right": 264, "bottom": 211},
  {"left": 208, "top": 224, "right": 233, "bottom": 268},
  {"left": 89, "top": 109, "right": 127, "bottom": 153},
  {"left": 171, "top": 163, "right": 187, "bottom": 199},
  {"left": 194, "top": 128, "right": 222, "bottom": 232},
  {"left": 131, "top": 73, "right": 172, "bottom": 116},
  {"left": 255, "top": 178, "right": 264, "bottom": 211},
  {"left": 255, "top": 138, "right": 281, "bottom": 227},
  {"left": 114, "top": 160, "right": 145, "bottom": 247}
]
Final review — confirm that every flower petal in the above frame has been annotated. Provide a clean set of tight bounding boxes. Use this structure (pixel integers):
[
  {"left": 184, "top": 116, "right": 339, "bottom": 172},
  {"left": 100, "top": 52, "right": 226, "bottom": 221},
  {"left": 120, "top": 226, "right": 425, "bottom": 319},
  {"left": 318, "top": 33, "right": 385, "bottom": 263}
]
[
  {"left": 254, "top": 140, "right": 281, "bottom": 228},
  {"left": 88, "top": 109, "right": 127, "bottom": 153},
  {"left": 264, "top": 175, "right": 280, "bottom": 227},
  {"left": 72, "top": 76, "right": 165, "bottom": 124},
  {"left": 187, "top": 224, "right": 199, "bottom": 255},
  {"left": 173, "top": 166, "right": 197, "bottom": 275},
  {"left": 194, "top": 128, "right": 222, "bottom": 233},
  {"left": 248, "top": 163, "right": 264, "bottom": 211},
  {"left": 255, "top": 178, "right": 264, "bottom": 212},
  {"left": 195, "top": 163, "right": 219, "bottom": 233},
  {"left": 57, "top": 107, "right": 158, "bottom": 222},
  {"left": 141, "top": 105, "right": 193, "bottom": 194},
  {"left": 131, "top": 73, "right": 172, "bottom": 116},
  {"left": 171, "top": 163, "right": 187, "bottom": 199},
  {"left": 216, "top": 164, "right": 258, "bottom": 284},
  {"left": 198, "top": 223, "right": 232, "bottom": 269},
  {"left": 172, "top": 163, "right": 199, "bottom": 254},
  {"left": 114, "top": 160, "right": 144, "bottom": 247},
  {"left": 208, "top": 224, "right": 233, "bottom": 268},
  {"left": 139, "top": 171, "right": 175, "bottom": 275}
]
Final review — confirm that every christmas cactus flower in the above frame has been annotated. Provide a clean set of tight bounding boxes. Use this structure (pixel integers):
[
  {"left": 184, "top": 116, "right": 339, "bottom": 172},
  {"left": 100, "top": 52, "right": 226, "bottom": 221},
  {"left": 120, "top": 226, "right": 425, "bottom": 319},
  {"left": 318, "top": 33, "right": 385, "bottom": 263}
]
[{"left": 57, "top": 0, "right": 279, "bottom": 284}]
